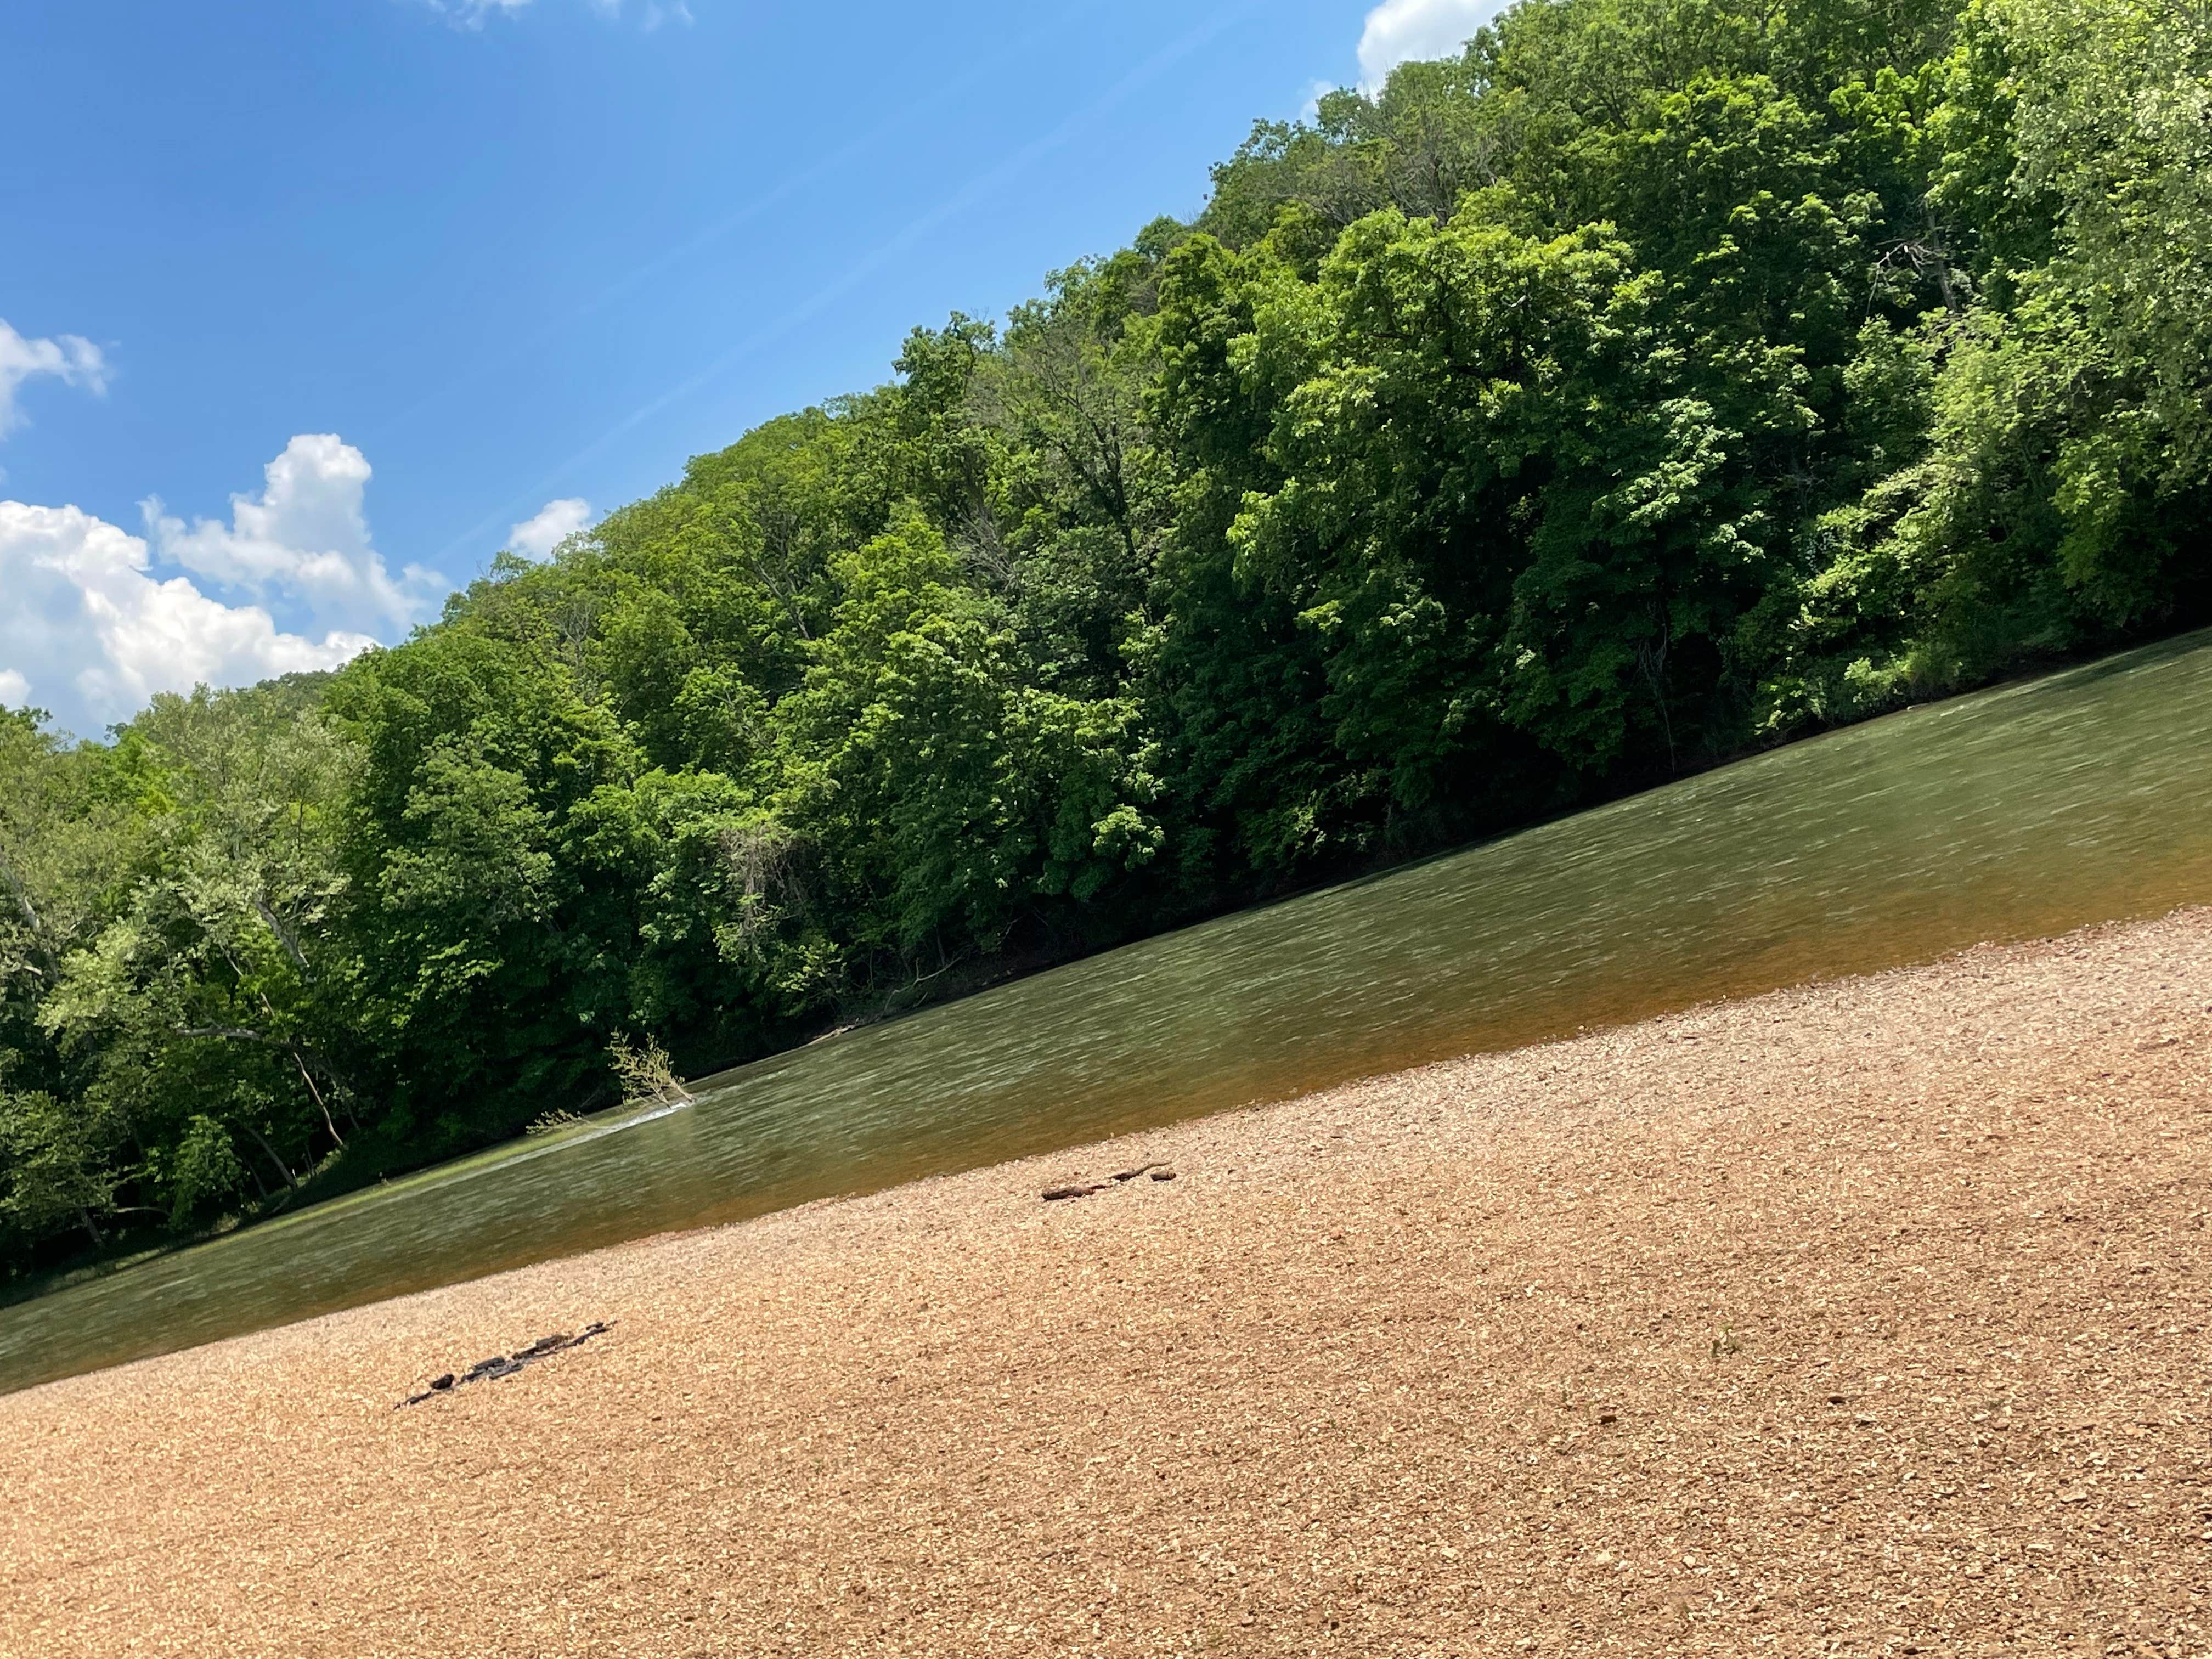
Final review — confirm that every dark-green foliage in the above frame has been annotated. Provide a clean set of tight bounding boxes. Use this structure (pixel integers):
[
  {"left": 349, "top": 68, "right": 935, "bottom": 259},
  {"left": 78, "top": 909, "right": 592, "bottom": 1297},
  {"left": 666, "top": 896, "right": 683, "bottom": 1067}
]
[{"left": 3, "top": 0, "right": 2205, "bottom": 1282}]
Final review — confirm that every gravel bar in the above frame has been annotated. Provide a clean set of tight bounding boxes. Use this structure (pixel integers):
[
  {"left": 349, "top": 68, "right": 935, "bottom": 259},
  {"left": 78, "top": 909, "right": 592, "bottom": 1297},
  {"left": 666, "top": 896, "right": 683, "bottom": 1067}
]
[{"left": 3, "top": 911, "right": 2209, "bottom": 1657}]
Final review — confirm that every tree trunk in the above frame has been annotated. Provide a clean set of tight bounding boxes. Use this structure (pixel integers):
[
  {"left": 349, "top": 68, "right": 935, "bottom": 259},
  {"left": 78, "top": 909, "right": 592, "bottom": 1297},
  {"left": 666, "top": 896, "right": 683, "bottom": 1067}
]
[
  {"left": 288, "top": 1046, "right": 346, "bottom": 1149},
  {"left": 242, "top": 1124, "right": 298, "bottom": 1191}
]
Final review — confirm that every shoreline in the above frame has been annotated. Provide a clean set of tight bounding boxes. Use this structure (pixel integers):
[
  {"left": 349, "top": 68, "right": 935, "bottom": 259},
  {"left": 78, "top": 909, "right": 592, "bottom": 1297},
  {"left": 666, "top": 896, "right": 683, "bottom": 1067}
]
[{"left": 3, "top": 911, "right": 2208, "bottom": 1656}]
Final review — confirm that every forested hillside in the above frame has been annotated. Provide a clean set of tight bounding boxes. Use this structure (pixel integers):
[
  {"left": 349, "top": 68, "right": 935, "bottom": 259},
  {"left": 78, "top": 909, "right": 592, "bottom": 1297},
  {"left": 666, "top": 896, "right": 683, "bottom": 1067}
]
[{"left": 3, "top": 0, "right": 2206, "bottom": 1283}]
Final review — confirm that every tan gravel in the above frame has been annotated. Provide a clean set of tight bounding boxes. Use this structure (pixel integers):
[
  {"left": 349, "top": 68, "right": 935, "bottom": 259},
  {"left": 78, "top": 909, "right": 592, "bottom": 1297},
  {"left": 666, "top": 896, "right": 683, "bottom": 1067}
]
[{"left": 4, "top": 911, "right": 2211, "bottom": 1658}]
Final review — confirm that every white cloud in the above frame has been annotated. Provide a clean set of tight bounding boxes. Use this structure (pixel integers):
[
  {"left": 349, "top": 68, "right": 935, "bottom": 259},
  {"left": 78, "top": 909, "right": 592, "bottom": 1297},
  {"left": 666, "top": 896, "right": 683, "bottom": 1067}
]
[
  {"left": 0, "top": 501, "right": 374, "bottom": 736},
  {"left": 1357, "top": 0, "right": 1503, "bottom": 91},
  {"left": 0, "top": 319, "right": 109, "bottom": 439},
  {"left": 508, "top": 496, "right": 595, "bottom": 559},
  {"left": 145, "top": 434, "right": 441, "bottom": 637},
  {"left": 426, "top": 0, "right": 534, "bottom": 23},
  {"left": 425, "top": 0, "right": 690, "bottom": 25}
]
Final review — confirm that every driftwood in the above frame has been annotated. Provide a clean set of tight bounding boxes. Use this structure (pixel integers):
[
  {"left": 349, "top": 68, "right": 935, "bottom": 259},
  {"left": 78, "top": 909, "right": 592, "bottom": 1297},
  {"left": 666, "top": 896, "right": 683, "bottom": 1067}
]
[
  {"left": 397, "top": 1321, "right": 614, "bottom": 1407},
  {"left": 1041, "top": 1165, "right": 1176, "bottom": 1201}
]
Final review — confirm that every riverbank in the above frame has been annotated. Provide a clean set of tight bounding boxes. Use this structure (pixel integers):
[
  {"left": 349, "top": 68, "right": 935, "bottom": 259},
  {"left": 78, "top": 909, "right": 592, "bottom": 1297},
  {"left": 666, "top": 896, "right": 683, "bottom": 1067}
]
[{"left": 4, "top": 912, "right": 2208, "bottom": 1657}]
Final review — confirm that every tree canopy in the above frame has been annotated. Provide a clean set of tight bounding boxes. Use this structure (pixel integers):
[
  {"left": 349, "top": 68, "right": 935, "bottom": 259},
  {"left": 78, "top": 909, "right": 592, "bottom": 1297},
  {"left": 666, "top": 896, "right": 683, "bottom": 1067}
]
[{"left": 4, "top": 0, "right": 2206, "bottom": 1284}]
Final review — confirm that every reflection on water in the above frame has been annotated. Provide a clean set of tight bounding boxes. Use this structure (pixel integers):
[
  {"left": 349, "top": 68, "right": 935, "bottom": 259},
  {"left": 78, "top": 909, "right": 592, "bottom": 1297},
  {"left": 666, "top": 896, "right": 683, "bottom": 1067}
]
[{"left": 6, "top": 631, "right": 2211, "bottom": 1395}]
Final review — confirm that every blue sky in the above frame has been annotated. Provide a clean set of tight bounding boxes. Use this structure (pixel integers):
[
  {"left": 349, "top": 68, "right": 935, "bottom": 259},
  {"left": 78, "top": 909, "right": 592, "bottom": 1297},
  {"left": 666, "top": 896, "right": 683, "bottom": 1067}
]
[{"left": 0, "top": 0, "right": 1497, "bottom": 736}]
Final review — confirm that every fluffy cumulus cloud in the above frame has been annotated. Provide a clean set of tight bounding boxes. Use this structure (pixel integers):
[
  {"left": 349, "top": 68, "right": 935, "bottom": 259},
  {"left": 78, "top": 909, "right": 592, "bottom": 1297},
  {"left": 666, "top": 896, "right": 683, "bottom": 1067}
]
[
  {"left": 0, "top": 501, "right": 375, "bottom": 735},
  {"left": 1357, "top": 0, "right": 1503, "bottom": 90},
  {"left": 145, "top": 435, "right": 442, "bottom": 637},
  {"left": 0, "top": 436, "right": 445, "bottom": 736},
  {"left": 508, "top": 496, "right": 595, "bottom": 559},
  {"left": 0, "top": 318, "right": 109, "bottom": 439}
]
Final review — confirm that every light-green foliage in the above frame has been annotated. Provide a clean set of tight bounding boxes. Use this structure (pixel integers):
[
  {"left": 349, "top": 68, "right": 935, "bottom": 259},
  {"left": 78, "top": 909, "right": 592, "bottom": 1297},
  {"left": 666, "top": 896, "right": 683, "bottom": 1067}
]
[{"left": 1776, "top": 0, "right": 2212, "bottom": 707}]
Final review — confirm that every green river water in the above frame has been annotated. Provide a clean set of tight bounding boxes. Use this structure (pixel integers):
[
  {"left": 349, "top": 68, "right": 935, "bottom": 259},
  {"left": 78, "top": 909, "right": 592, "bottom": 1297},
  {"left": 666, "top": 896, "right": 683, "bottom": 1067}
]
[{"left": 5, "top": 630, "right": 2211, "bottom": 1395}]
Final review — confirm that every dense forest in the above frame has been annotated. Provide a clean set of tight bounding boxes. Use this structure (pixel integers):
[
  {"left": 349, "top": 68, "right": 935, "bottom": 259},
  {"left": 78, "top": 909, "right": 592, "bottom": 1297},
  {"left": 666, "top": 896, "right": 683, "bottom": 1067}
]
[{"left": 3, "top": 0, "right": 2207, "bottom": 1283}]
